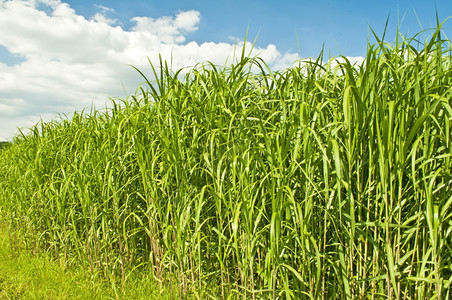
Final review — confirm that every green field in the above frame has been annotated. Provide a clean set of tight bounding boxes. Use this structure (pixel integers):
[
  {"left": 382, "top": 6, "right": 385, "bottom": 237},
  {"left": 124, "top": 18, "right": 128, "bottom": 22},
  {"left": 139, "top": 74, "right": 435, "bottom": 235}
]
[{"left": 0, "top": 23, "right": 451, "bottom": 299}]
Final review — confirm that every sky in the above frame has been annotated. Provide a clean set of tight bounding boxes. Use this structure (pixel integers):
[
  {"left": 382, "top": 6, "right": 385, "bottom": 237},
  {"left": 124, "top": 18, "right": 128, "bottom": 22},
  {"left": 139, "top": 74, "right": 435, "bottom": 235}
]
[{"left": 0, "top": 0, "right": 451, "bottom": 141}]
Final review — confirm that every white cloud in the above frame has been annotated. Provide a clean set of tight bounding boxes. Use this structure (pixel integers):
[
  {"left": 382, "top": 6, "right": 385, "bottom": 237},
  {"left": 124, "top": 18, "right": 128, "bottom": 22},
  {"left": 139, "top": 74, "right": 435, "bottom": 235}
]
[
  {"left": 94, "top": 4, "right": 115, "bottom": 13},
  {"left": 0, "top": 98, "right": 25, "bottom": 116},
  {"left": 327, "top": 56, "right": 365, "bottom": 75},
  {"left": 271, "top": 52, "right": 301, "bottom": 70},
  {"left": 92, "top": 4, "right": 117, "bottom": 25},
  {"left": 174, "top": 10, "right": 200, "bottom": 32},
  {"left": 1, "top": 0, "right": 352, "bottom": 141},
  {"left": 92, "top": 12, "right": 117, "bottom": 25},
  {"left": 130, "top": 10, "right": 200, "bottom": 44}
]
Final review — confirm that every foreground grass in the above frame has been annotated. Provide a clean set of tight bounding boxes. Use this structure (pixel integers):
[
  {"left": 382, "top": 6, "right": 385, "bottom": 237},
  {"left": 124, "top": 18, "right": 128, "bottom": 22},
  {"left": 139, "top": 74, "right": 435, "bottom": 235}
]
[
  {"left": 0, "top": 221, "right": 177, "bottom": 299},
  {"left": 1, "top": 22, "right": 451, "bottom": 299},
  {"left": 0, "top": 221, "right": 111, "bottom": 299}
]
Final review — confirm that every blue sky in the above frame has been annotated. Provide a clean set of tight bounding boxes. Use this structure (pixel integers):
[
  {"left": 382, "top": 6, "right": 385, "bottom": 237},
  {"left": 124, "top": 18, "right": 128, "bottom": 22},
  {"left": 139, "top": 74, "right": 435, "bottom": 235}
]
[
  {"left": 0, "top": 0, "right": 451, "bottom": 140},
  {"left": 61, "top": 0, "right": 452, "bottom": 57}
]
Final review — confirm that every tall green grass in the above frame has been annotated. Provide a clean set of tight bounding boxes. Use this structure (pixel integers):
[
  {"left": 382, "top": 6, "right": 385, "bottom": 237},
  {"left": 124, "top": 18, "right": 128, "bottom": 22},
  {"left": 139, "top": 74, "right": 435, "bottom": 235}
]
[{"left": 1, "top": 24, "right": 451, "bottom": 299}]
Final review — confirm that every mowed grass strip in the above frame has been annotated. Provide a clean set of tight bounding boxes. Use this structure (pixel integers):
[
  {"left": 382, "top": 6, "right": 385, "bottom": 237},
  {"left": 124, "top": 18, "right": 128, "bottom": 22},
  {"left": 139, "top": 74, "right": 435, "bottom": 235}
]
[
  {"left": 0, "top": 220, "right": 111, "bottom": 299},
  {"left": 0, "top": 220, "right": 178, "bottom": 299},
  {"left": 0, "top": 22, "right": 451, "bottom": 299}
]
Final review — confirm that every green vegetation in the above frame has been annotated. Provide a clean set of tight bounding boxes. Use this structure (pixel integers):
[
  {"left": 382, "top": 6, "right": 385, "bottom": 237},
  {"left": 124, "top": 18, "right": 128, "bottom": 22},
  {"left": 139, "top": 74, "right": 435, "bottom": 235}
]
[
  {"left": 0, "top": 220, "right": 110, "bottom": 299},
  {"left": 0, "top": 23, "right": 451, "bottom": 299},
  {"left": 0, "top": 141, "right": 10, "bottom": 150},
  {"left": 0, "top": 221, "right": 177, "bottom": 299}
]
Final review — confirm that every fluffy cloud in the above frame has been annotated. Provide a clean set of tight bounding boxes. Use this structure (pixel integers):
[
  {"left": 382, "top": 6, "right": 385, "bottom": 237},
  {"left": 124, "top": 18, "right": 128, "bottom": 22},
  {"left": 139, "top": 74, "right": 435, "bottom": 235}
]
[
  {"left": 131, "top": 10, "right": 201, "bottom": 44},
  {"left": 0, "top": 0, "right": 361, "bottom": 141}
]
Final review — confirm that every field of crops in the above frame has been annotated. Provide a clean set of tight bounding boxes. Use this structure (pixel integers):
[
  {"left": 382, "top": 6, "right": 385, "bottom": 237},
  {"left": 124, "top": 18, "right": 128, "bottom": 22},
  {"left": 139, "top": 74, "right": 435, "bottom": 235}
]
[{"left": 0, "top": 25, "right": 451, "bottom": 299}]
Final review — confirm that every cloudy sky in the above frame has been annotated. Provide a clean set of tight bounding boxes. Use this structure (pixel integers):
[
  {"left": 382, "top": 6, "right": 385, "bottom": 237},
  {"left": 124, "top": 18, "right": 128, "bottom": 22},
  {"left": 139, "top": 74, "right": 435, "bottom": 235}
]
[{"left": 0, "top": 0, "right": 451, "bottom": 140}]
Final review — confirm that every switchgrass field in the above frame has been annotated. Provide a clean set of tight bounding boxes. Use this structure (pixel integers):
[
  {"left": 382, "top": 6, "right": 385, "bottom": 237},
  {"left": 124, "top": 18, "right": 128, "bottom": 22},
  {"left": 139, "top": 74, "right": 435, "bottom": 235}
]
[{"left": 1, "top": 23, "right": 451, "bottom": 299}]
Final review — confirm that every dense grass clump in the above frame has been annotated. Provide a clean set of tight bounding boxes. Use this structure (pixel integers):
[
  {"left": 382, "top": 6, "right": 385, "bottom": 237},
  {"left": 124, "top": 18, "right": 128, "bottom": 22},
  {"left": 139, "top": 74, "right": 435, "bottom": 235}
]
[
  {"left": 1, "top": 25, "right": 451, "bottom": 299},
  {"left": 0, "top": 141, "right": 10, "bottom": 149}
]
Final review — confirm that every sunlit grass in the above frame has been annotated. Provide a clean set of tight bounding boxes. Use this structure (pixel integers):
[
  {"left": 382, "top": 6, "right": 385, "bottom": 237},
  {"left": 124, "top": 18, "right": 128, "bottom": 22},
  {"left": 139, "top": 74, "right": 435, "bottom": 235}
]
[
  {"left": 0, "top": 221, "right": 180, "bottom": 299},
  {"left": 0, "top": 220, "right": 112, "bottom": 299},
  {"left": 0, "top": 22, "right": 451, "bottom": 299}
]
